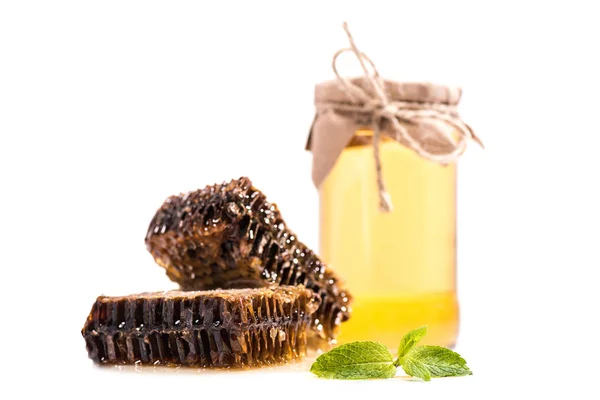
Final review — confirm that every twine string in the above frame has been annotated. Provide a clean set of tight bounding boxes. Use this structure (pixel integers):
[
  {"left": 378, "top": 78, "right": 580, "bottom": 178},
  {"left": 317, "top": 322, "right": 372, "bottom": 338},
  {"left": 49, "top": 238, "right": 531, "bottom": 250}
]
[{"left": 325, "top": 22, "right": 482, "bottom": 212}]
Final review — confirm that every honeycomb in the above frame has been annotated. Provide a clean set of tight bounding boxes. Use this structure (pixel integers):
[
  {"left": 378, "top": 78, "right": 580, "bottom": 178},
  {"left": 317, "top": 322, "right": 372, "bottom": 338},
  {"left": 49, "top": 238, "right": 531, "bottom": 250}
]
[
  {"left": 81, "top": 286, "right": 319, "bottom": 368},
  {"left": 145, "top": 177, "right": 352, "bottom": 341}
]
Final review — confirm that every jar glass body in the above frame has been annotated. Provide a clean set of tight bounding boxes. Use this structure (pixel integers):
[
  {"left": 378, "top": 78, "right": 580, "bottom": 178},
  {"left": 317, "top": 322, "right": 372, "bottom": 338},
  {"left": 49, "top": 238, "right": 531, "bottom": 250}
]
[{"left": 319, "top": 129, "right": 458, "bottom": 348}]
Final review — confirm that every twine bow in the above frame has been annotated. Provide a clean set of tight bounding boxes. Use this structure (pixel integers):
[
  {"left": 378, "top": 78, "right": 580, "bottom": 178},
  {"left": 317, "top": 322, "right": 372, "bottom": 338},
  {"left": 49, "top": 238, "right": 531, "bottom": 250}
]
[{"left": 324, "top": 22, "right": 483, "bottom": 212}]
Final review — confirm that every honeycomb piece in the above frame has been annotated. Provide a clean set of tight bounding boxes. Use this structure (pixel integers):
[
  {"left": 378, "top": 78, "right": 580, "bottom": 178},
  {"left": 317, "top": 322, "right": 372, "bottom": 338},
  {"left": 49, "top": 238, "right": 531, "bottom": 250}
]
[
  {"left": 81, "top": 286, "right": 319, "bottom": 368},
  {"left": 145, "top": 177, "right": 352, "bottom": 341}
]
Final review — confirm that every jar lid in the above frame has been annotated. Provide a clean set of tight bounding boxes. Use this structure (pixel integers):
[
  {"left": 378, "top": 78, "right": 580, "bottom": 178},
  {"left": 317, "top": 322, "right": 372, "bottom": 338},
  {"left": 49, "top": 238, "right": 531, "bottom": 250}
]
[{"left": 314, "top": 78, "right": 462, "bottom": 106}]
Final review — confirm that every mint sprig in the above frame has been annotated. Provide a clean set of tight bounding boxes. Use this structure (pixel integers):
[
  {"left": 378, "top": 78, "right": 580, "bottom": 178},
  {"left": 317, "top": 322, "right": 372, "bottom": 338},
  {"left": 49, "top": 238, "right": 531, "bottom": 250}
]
[
  {"left": 401, "top": 345, "right": 472, "bottom": 380},
  {"left": 396, "top": 325, "right": 427, "bottom": 360},
  {"left": 309, "top": 341, "right": 397, "bottom": 380},
  {"left": 310, "top": 326, "right": 472, "bottom": 381}
]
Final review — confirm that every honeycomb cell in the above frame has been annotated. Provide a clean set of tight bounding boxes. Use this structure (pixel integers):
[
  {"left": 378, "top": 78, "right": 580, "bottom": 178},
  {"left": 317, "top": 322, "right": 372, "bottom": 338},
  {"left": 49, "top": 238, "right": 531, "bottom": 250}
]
[
  {"left": 145, "top": 177, "right": 352, "bottom": 341},
  {"left": 81, "top": 286, "right": 319, "bottom": 368}
]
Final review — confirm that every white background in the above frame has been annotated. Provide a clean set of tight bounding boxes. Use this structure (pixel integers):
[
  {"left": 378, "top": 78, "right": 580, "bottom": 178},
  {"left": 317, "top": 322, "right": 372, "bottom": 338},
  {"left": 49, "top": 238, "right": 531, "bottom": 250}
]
[{"left": 1, "top": 1, "right": 599, "bottom": 398}]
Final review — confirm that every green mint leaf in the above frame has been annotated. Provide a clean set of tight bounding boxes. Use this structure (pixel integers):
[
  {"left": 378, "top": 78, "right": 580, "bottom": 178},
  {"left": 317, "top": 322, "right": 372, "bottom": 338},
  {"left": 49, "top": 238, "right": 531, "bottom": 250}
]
[
  {"left": 310, "top": 341, "right": 397, "bottom": 380},
  {"left": 395, "top": 325, "right": 427, "bottom": 363},
  {"left": 400, "top": 355, "right": 431, "bottom": 381},
  {"left": 404, "top": 345, "right": 472, "bottom": 378}
]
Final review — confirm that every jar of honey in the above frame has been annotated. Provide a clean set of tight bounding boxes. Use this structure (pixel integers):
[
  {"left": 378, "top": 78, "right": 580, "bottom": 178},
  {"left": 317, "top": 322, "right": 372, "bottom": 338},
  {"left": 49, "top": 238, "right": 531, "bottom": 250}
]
[{"left": 307, "top": 78, "right": 478, "bottom": 348}]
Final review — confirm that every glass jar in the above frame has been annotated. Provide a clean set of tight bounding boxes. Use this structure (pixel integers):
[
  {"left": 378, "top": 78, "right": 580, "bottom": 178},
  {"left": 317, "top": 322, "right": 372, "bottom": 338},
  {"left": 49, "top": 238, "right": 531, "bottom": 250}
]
[{"left": 308, "top": 80, "right": 469, "bottom": 348}]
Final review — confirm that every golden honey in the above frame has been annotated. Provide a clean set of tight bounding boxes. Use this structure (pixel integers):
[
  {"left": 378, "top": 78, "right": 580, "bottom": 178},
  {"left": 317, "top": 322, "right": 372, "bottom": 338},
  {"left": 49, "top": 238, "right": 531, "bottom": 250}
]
[{"left": 319, "top": 130, "right": 458, "bottom": 348}]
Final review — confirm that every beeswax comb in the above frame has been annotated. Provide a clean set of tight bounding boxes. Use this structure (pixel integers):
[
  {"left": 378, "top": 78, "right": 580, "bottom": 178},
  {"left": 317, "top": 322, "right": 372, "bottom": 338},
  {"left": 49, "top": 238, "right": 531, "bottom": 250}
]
[
  {"left": 145, "top": 177, "right": 352, "bottom": 341},
  {"left": 82, "top": 286, "right": 319, "bottom": 367}
]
